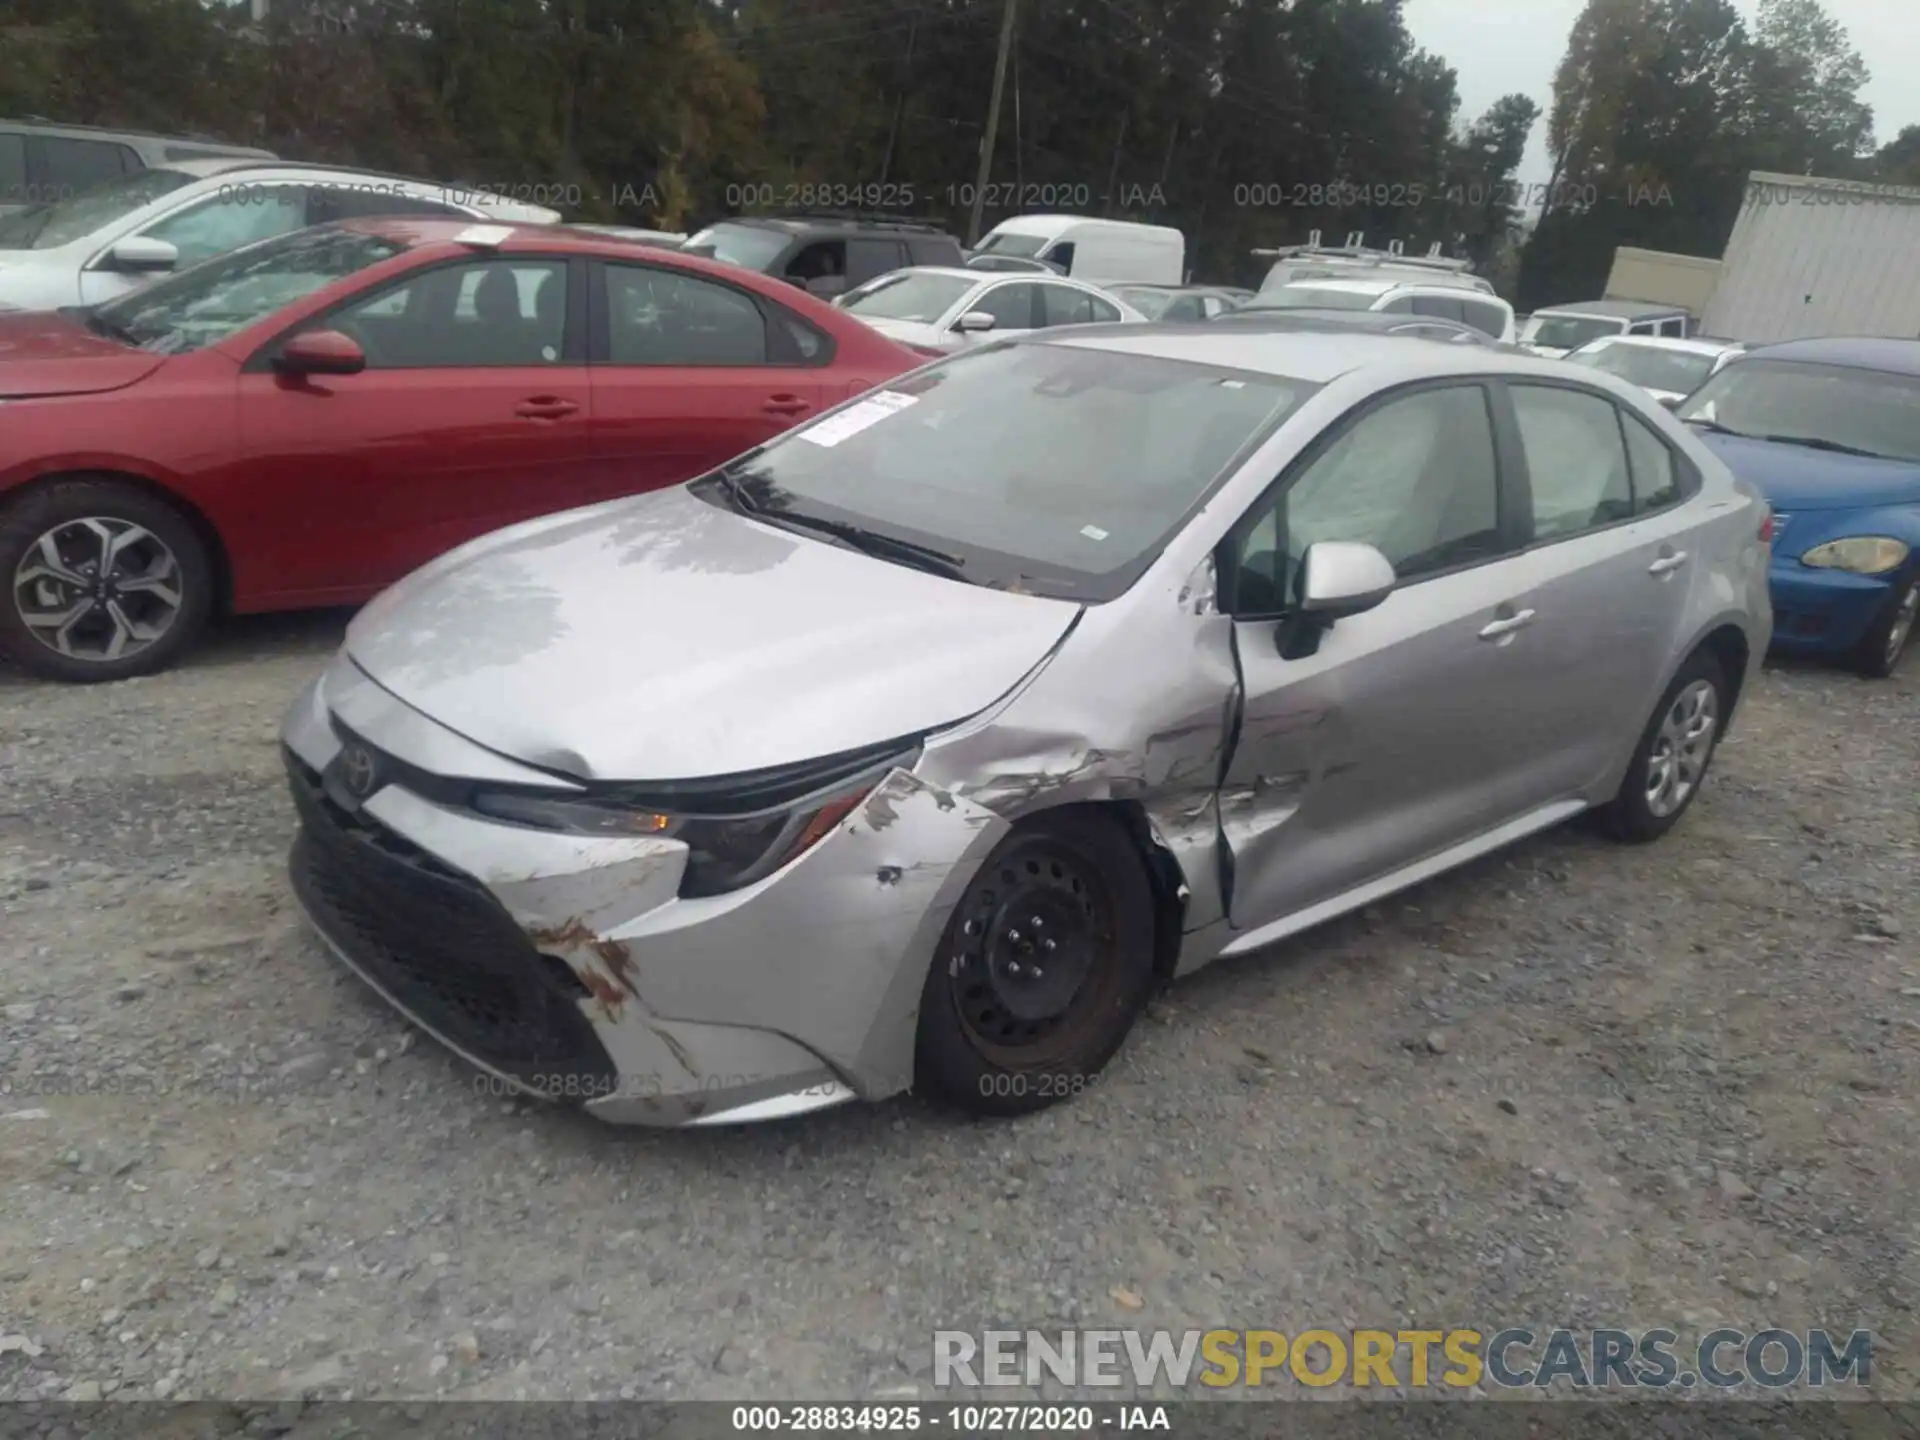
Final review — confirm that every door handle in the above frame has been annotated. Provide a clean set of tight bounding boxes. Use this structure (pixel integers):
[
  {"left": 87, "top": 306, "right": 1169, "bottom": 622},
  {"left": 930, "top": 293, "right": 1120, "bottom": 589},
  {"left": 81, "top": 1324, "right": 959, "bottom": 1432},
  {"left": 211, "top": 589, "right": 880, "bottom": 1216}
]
[
  {"left": 762, "top": 395, "right": 811, "bottom": 417},
  {"left": 1478, "top": 608, "right": 1536, "bottom": 640},
  {"left": 1648, "top": 551, "right": 1690, "bottom": 575},
  {"left": 514, "top": 397, "right": 579, "bottom": 421}
]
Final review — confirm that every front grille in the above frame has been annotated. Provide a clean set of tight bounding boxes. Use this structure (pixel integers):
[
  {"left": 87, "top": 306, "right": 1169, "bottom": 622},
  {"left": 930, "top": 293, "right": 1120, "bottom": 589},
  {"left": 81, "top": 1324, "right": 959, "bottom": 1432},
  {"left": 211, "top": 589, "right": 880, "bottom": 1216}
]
[{"left": 284, "top": 750, "right": 616, "bottom": 1095}]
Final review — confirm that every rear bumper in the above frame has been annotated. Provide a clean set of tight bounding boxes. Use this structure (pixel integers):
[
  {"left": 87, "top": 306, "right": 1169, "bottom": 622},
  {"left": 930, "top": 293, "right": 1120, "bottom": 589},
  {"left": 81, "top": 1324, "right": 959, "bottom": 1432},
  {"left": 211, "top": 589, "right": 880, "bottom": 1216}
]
[{"left": 1766, "top": 561, "right": 1897, "bottom": 654}]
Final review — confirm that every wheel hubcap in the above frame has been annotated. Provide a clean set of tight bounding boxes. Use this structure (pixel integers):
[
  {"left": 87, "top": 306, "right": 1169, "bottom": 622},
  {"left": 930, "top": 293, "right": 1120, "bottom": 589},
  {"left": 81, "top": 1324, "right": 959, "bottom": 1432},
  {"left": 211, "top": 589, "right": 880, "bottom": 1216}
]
[
  {"left": 12, "top": 517, "right": 183, "bottom": 663},
  {"left": 1885, "top": 582, "right": 1919, "bottom": 668},
  {"left": 1644, "top": 678, "right": 1719, "bottom": 819},
  {"left": 949, "top": 839, "right": 1111, "bottom": 1055}
]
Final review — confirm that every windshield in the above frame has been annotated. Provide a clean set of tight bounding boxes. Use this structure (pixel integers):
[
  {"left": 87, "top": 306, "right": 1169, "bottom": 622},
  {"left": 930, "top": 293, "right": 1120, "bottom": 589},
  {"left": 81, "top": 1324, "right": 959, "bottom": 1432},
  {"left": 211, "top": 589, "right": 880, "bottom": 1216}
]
[
  {"left": 1523, "top": 313, "right": 1624, "bottom": 350},
  {"left": 701, "top": 341, "right": 1315, "bottom": 600},
  {"left": 0, "top": 168, "right": 197, "bottom": 250},
  {"left": 842, "top": 272, "right": 975, "bottom": 323},
  {"left": 975, "top": 231, "right": 1047, "bottom": 258},
  {"left": 1264, "top": 285, "right": 1379, "bottom": 311},
  {"left": 1570, "top": 343, "right": 1715, "bottom": 396},
  {"left": 680, "top": 222, "right": 792, "bottom": 271},
  {"left": 1676, "top": 358, "right": 1920, "bottom": 464},
  {"left": 1109, "top": 287, "right": 1174, "bottom": 319},
  {"left": 87, "top": 225, "right": 405, "bottom": 355}
]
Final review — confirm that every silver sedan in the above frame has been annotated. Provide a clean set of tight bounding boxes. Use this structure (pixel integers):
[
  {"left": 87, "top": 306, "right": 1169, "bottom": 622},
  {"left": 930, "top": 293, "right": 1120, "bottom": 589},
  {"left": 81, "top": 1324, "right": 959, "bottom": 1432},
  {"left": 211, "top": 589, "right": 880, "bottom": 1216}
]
[{"left": 281, "top": 328, "right": 1773, "bottom": 1126}]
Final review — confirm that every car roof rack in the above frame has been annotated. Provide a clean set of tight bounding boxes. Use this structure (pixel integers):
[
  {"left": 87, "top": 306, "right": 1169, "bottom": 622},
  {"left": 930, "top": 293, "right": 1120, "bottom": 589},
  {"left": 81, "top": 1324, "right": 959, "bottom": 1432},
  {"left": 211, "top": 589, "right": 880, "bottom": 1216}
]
[
  {"left": 756, "top": 209, "right": 950, "bottom": 233},
  {"left": 1251, "top": 229, "right": 1477, "bottom": 274}
]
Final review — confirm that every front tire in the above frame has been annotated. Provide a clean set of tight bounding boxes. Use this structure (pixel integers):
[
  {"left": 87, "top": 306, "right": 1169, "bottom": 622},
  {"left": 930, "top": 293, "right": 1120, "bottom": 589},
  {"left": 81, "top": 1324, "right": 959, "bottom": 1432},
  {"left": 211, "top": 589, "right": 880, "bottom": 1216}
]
[
  {"left": 0, "top": 479, "right": 212, "bottom": 683},
  {"left": 1595, "top": 649, "right": 1726, "bottom": 844},
  {"left": 1852, "top": 574, "right": 1919, "bottom": 679},
  {"left": 914, "top": 809, "right": 1156, "bottom": 1117}
]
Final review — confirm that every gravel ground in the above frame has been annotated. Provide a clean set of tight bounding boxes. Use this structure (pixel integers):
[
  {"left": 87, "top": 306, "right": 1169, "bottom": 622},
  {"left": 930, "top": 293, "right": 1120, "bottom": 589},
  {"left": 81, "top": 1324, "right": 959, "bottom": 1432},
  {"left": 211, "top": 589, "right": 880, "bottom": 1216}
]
[{"left": 0, "top": 614, "right": 1915, "bottom": 1408}]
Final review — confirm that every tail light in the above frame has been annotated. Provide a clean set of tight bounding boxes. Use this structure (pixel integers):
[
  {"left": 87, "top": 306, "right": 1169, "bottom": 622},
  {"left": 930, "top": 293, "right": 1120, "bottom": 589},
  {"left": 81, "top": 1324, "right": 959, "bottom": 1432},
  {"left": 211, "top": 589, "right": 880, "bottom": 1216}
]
[{"left": 1758, "top": 507, "right": 1774, "bottom": 544}]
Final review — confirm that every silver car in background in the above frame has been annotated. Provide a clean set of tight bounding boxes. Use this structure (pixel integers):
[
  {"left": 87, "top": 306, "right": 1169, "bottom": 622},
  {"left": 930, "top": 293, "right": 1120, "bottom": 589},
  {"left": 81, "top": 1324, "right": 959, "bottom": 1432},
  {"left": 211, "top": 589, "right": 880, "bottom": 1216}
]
[
  {"left": 281, "top": 330, "right": 1772, "bottom": 1128},
  {"left": 1562, "top": 334, "right": 1746, "bottom": 408},
  {"left": 833, "top": 265, "right": 1146, "bottom": 354}
]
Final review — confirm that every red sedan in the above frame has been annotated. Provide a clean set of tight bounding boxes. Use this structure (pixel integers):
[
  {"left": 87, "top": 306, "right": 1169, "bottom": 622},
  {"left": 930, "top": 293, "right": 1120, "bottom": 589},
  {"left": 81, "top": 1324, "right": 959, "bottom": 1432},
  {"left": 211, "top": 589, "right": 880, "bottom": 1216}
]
[{"left": 0, "top": 219, "right": 919, "bottom": 681}]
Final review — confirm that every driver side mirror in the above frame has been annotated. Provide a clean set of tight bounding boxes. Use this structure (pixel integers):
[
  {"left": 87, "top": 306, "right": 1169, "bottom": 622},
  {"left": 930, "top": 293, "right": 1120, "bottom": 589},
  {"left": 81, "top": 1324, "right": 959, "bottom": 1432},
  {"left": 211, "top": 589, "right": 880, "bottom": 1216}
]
[
  {"left": 954, "top": 310, "right": 998, "bottom": 334},
  {"left": 1657, "top": 394, "right": 1682, "bottom": 410},
  {"left": 104, "top": 236, "right": 180, "bottom": 274},
  {"left": 274, "top": 329, "right": 366, "bottom": 378},
  {"left": 1277, "top": 541, "right": 1396, "bottom": 659}
]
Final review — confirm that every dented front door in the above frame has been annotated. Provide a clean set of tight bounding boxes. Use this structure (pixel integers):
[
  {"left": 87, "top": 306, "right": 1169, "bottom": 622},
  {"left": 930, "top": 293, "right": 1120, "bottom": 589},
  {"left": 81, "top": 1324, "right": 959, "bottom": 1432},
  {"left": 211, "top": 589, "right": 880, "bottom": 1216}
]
[{"left": 1218, "top": 566, "right": 1543, "bottom": 932}]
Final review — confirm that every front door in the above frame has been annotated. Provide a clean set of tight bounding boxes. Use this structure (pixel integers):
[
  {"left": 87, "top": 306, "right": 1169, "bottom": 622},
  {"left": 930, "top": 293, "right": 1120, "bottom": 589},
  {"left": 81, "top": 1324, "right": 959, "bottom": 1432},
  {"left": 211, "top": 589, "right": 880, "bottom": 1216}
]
[
  {"left": 233, "top": 254, "right": 593, "bottom": 602},
  {"left": 1216, "top": 382, "right": 1547, "bottom": 929},
  {"left": 581, "top": 260, "right": 825, "bottom": 503}
]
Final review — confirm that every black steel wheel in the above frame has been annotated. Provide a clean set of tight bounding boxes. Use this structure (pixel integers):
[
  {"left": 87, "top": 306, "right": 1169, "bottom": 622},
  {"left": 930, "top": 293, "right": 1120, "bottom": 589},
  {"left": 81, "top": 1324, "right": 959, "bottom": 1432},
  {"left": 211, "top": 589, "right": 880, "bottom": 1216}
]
[{"left": 914, "top": 808, "right": 1156, "bottom": 1116}]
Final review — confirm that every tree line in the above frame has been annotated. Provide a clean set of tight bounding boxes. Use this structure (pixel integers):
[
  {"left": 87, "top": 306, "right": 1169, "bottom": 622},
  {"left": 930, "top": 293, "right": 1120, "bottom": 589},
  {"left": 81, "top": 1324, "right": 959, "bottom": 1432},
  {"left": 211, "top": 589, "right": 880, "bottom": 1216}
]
[{"left": 1, "top": 0, "right": 1914, "bottom": 303}]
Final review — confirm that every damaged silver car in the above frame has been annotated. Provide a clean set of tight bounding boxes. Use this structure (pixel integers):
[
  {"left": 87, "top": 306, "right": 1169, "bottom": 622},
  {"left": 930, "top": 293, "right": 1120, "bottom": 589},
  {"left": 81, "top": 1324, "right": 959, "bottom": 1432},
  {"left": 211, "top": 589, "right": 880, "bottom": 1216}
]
[{"left": 281, "top": 329, "right": 1773, "bottom": 1126}]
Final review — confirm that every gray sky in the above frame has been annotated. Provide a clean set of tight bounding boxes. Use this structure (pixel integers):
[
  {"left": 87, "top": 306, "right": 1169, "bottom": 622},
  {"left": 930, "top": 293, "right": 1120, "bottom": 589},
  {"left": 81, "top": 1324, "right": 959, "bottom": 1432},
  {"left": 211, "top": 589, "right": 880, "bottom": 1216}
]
[{"left": 1401, "top": 0, "right": 1917, "bottom": 185}]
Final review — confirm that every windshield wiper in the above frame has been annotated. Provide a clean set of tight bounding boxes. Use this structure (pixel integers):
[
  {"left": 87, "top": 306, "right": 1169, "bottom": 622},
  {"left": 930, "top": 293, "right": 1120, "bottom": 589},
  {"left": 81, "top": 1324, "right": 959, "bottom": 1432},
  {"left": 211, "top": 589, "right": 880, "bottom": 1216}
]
[
  {"left": 1748, "top": 432, "right": 1891, "bottom": 460},
  {"left": 1684, "top": 416, "right": 1744, "bottom": 436},
  {"left": 771, "top": 513, "right": 971, "bottom": 581},
  {"left": 81, "top": 309, "right": 145, "bottom": 348}
]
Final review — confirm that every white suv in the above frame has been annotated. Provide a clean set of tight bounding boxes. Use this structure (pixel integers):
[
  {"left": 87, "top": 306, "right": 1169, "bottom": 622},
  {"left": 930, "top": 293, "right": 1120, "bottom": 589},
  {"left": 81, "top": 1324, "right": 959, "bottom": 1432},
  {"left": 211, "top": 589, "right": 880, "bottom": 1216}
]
[
  {"left": 1260, "top": 276, "right": 1516, "bottom": 344},
  {"left": 0, "top": 159, "right": 560, "bottom": 311}
]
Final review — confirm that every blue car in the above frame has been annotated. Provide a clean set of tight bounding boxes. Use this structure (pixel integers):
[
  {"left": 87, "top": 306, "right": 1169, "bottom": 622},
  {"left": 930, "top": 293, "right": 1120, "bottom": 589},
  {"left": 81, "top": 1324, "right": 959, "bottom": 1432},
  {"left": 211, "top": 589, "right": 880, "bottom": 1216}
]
[{"left": 1674, "top": 338, "right": 1920, "bottom": 677}]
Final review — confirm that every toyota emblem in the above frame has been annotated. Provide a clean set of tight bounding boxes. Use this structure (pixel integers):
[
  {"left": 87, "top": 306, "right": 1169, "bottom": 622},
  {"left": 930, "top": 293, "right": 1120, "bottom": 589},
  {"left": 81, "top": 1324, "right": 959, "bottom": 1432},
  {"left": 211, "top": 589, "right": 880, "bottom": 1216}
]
[{"left": 340, "top": 744, "right": 379, "bottom": 799}]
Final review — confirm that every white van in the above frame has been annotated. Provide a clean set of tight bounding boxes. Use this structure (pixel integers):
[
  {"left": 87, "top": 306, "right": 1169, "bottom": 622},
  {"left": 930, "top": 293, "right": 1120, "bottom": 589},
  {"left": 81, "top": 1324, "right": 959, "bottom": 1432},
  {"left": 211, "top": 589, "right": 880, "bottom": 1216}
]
[{"left": 972, "top": 215, "right": 1183, "bottom": 284}]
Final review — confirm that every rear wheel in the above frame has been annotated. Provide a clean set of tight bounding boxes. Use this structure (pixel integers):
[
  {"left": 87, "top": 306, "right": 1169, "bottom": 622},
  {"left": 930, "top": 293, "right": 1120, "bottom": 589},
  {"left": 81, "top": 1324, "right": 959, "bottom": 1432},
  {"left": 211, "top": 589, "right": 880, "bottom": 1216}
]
[
  {"left": 1852, "top": 574, "right": 1919, "bottom": 679},
  {"left": 1594, "top": 649, "right": 1726, "bottom": 844},
  {"left": 914, "top": 809, "right": 1156, "bottom": 1116},
  {"left": 0, "top": 479, "right": 212, "bottom": 683}
]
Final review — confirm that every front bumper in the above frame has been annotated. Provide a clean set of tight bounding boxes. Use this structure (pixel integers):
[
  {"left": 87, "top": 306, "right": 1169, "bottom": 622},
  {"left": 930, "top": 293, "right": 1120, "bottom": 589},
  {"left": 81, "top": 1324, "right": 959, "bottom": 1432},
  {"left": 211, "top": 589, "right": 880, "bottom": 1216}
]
[
  {"left": 281, "top": 659, "right": 1008, "bottom": 1126},
  {"left": 1766, "top": 559, "right": 1899, "bottom": 654}
]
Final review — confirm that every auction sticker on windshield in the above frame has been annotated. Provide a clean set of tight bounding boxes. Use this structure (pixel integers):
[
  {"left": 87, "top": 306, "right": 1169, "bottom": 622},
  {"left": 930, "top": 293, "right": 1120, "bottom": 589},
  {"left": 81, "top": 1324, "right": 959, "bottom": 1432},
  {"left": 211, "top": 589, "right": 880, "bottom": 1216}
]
[{"left": 800, "top": 390, "right": 919, "bottom": 448}]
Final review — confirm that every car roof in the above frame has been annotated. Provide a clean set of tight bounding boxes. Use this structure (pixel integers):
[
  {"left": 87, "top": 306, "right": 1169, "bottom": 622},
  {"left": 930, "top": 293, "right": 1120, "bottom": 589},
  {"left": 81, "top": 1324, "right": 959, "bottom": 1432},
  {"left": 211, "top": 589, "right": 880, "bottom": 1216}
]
[
  {"left": 1739, "top": 336, "right": 1920, "bottom": 376},
  {"left": 1037, "top": 326, "right": 1566, "bottom": 386},
  {"left": 1222, "top": 306, "right": 1463, "bottom": 330},
  {"left": 1277, "top": 275, "right": 1500, "bottom": 299},
  {"left": 703, "top": 213, "right": 955, "bottom": 238},
  {"left": 333, "top": 218, "right": 803, "bottom": 272},
  {"left": 0, "top": 118, "right": 273, "bottom": 154},
  {"left": 1576, "top": 334, "right": 1738, "bottom": 357},
  {"left": 1533, "top": 299, "right": 1687, "bottom": 319}
]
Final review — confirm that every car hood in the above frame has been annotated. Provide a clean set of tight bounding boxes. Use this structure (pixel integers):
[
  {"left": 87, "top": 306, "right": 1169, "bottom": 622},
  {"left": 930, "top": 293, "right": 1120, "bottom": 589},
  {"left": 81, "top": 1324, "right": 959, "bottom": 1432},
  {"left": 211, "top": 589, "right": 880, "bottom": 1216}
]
[
  {"left": 1694, "top": 431, "right": 1920, "bottom": 512},
  {"left": 344, "top": 485, "right": 1082, "bottom": 782},
  {"left": 850, "top": 316, "right": 956, "bottom": 350},
  {"left": 0, "top": 310, "right": 165, "bottom": 398}
]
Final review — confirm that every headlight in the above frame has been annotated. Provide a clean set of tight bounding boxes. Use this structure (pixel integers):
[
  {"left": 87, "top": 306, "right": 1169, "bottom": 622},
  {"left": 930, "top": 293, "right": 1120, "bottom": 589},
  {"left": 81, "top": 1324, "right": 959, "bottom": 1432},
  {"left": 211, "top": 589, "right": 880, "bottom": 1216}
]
[
  {"left": 1799, "top": 536, "right": 1910, "bottom": 575},
  {"left": 469, "top": 737, "right": 920, "bottom": 897}
]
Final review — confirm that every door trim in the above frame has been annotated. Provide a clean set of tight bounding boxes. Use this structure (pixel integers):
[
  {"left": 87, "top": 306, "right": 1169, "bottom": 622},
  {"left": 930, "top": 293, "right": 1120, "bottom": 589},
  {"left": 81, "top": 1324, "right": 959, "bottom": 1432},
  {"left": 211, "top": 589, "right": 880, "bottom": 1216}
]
[{"left": 1215, "top": 798, "right": 1586, "bottom": 957}]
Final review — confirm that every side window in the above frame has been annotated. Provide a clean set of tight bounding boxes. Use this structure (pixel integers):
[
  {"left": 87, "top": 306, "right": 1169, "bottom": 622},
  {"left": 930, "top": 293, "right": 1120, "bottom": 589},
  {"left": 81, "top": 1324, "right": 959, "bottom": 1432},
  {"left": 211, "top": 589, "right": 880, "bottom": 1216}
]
[
  {"left": 1656, "top": 317, "right": 1686, "bottom": 337},
  {"left": 1040, "top": 285, "right": 1096, "bottom": 326},
  {"left": 1627, "top": 320, "right": 1658, "bottom": 335},
  {"left": 329, "top": 259, "right": 567, "bottom": 367},
  {"left": 1161, "top": 295, "right": 1204, "bottom": 323},
  {"left": 1510, "top": 384, "right": 1634, "bottom": 540},
  {"left": 775, "top": 311, "right": 831, "bottom": 363},
  {"left": 1231, "top": 385, "right": 1504, "bottom": 614},
  {"left": 0, "top": 135, "right": 26, "bottom": 200},
  {"left": 1459, "top": 300, "right": 1509, "bottom": 338},
  {"left": 1379, "top": 294, "right": 1417, "bottom": 315},
  {"left": 1411, "top": 294, "right": 1467, "bottom": 323},
  {"left": 604, "top": 265, "right": 767, "bottom": 365},
  {"left": 1042, "top": 240, "right": 1076, "bottom": 271},
  {"left": 308, "top": 187, "right": 460, "bottom": 224},
  {"left": 142, "top": 186, "right": 308, "bottom": 266},
  {"left": 971, "top": 282, "right": 1037, "bottom": 331},
  {"left": 909, "top": 238, "right": 963, "bottom": 266},
  {"left": 783, "top": 240, "right": 845, "bottom": 283},
  {"left": 1622, "top": 410, "right": 1681, "bottom": 512},
  {"left": 1201, "top": 296, "right": 1227, "bottom": 318},
  {"left": 845, "top": 238, "right": 907, "bottom": 285},
  {"left": 33, "top": 136, "right": 136, "bottom": 191}
]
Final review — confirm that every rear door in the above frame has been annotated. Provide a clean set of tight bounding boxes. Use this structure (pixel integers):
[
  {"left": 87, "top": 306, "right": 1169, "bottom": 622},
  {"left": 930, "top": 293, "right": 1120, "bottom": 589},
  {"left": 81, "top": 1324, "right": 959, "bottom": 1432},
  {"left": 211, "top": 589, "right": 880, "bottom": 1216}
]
[
  {"left": 962, "top": 281, "right": 1043, "bottom": 343},
  {"left": 234, "top": 252, "right": 593, "bottom": 599},
  {"left": 1493, "top": 380, "right": 1703, "bottom": 797},
  {"left": 1037, "top": 282, "right": 1124, "bottom": 327},
  {"left": 582, "top": 259, "right": 829, "bottom": 503},
  {"left": 1215, "top": 381, "right": 1548, "bottom": 928}
]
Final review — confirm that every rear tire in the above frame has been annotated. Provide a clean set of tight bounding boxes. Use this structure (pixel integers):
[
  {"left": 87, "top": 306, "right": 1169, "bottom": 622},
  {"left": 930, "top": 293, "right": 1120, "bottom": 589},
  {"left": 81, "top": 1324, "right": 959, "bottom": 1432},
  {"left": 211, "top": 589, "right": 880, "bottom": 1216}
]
[
  {"left": 1851, "top": 574, "right": 1919, "bottom": 679},
  {"left": 913, "top": 809, "right": 1156, "bottom": 1117},
  {"left": 0, "top": 479, "right": 212, "bottom": 683},
  {"left": 1594, "top": 649, "right": 1727, "bottom": 844}
]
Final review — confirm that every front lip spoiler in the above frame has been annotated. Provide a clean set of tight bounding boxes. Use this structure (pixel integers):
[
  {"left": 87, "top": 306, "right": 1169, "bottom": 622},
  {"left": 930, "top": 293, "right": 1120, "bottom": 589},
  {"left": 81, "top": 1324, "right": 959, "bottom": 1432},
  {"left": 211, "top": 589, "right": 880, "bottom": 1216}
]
[{"left": 293, "top": 886, "right": 861, "bottom": 1128}]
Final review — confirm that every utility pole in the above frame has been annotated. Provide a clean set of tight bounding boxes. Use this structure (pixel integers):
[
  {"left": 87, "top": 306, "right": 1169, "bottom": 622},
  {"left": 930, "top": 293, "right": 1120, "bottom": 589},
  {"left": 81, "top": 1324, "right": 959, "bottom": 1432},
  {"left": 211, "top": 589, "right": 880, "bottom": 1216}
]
[
  {"left": 968, "top": 0, "right": 1018, "bottom": 246},
  {"left": 1103, "top": 111, "right": 1127, "bottom": 216},
  {"left": 879, "top": 11, "right": 920, "bottom": 186}
]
